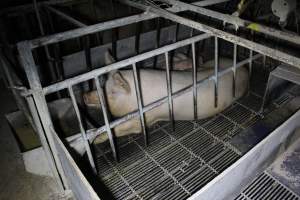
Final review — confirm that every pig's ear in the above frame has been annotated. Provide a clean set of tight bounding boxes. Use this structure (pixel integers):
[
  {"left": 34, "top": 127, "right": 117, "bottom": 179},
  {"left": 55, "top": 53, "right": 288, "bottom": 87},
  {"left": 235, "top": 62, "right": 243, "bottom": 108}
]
[
  {"left": 112, "top": 71, "right": 131, "bottom": 93},
  {"left": 105, "top": 51, "right": 116, "bottom": 65}
]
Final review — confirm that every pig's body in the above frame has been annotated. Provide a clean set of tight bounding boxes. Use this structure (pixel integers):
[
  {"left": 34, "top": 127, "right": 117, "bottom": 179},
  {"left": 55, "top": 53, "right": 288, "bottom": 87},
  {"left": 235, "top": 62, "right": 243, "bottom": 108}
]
[{"left": 86, "top": 57, "right": 248, "bottom": 143}]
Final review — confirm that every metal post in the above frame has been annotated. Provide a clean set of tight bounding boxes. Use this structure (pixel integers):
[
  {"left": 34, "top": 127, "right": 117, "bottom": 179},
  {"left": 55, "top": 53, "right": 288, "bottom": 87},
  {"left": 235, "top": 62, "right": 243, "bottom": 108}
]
[
  {"left": 132, "top": 63, "right": 148, "bottom": 145},
  {"left": 214, "top": 36, "right": 219, "bottom": 108},
  {"left": 26, "top": 96, "right": 67, "bottom": 189},
  {"left": 94, "top": 77, "right": 118, "bottom": 161},
  {"left": 165, "top": 52, "right": 175, "bottom": 130},
  {"left": 68, "top": 86, "right": 96, "bottom": 173},
  {"left": 153, "top": 18, "right": 161, "bottom": 68},
  {"left": 191, "top": 42, "right": 197, "bottom": 120},
  {"left": 248, "top": 49, "right": 253, "bottom": 91},
  {"left": 17, "top": 41, "right": 67, "bottom": 191},
  {"left": 232, "top": 43, "right": 237, "bottom": 98},
  {"left": 135, "top": 22, "right": 142, "bottom": 55}
]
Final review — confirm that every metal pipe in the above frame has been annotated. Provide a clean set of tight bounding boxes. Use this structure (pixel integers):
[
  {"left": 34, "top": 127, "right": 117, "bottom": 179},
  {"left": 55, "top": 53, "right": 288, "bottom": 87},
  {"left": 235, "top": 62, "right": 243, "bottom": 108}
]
[
  {"left": 161, "top": 0, "right": 300, "bottom": 46},
  {"left": 68, "top": 53, "right": 262, "bottom": 146},
  {"left": 214, "top": 37, "right": 219, "bottom": 108},
  {"left": 39, "top": 33, "right": 211, "bottom": 96},
  {"left": 68, "top": 86, "right": 97, "bottom": 173},
  {"left": 191, "top": 42, "right": 197, "bottom": 120},
  {"left": 94, "top": 77, "right": 118, "bottom": 161},
  {"left": 28, "top": 0, "right": 230, "bottom": 48},
  {"left": 132, "top": 63, "right": 148, "bottom": 145},
  {"left": 121, "top": 0, "right": 300, "bottom": 68},
  {"left": 165, "top": 52, "right": 174, "bottom": 131},
  {"left": 233, "top": 43, "right": 237, "bottom": 98}
]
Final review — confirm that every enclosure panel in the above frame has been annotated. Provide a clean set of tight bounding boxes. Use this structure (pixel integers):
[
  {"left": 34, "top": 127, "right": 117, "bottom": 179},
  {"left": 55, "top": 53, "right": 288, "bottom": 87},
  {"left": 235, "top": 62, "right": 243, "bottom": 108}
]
[
  {"left": 52, "top": 128, "right": 100, "bottom": 200},
  {"left": 189, "top": 109, "right": 300, "bottom": 200}
]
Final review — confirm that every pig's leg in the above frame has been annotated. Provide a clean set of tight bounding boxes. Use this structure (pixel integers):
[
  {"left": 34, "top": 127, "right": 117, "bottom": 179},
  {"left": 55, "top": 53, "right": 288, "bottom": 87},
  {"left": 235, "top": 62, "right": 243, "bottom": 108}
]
[{"left": 93, "top": 118, "right": 142, "bottom": 144}]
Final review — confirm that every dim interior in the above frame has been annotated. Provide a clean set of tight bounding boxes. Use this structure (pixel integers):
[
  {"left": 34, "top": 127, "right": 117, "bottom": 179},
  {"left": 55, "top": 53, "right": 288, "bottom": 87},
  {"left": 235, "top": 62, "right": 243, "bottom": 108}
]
[{"left": 1, "top": 0, "right": 300, "bottom": 200}]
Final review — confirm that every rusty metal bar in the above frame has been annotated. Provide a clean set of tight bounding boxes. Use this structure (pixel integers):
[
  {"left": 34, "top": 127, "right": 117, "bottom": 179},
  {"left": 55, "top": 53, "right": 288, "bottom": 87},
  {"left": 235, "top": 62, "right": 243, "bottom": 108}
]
[{"left": 132, "top": 63, "right": 148, "bottom": 145}]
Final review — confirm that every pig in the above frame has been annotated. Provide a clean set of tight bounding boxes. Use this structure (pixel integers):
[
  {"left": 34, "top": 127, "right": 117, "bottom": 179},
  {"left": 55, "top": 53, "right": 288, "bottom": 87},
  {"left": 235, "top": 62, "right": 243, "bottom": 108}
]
[{"left": 83, "top": 52, "right": 248, "bottom": 144}]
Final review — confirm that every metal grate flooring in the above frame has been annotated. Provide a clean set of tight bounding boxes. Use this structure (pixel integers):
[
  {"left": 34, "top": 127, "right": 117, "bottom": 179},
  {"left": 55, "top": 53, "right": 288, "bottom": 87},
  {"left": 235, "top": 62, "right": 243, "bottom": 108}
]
[
  {"left": 93, "top": 91, "right": 272, "bottom": 199},
  {"left": 234, "top": 172, "right": 300, "bottom": 200},
  {"left": 94, "top": 85, "right": 296, "bottom": 199}
]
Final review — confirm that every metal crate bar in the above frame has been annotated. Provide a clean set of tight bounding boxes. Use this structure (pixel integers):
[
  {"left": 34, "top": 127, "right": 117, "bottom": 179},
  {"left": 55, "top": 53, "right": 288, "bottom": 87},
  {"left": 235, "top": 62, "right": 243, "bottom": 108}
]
[
  {"left": 120, "top": 0, "right": 300, "bottom": 68},
  {"left": 27, "top": 0, "right": 229, "bottom": 48},
  {"left": 165, "top": 52, "right": 175, "bottom": 131},
  {"left": 94, "top": 76, "right": 119, "bottom": 161},
  {"left": 214, "top": 36, "right": 219, "bottom": 108},
  {"left": 191, "top": 42, "right": 197, "bottom": 120},
  {"left": 68, "top": 86, "right": 97, "bottom": 173},
  {"left": 69, "top": 53, "right": 262, "bottom": 148},
  {"left": 233, "top": 43, "right": 237, "bottom": 98},
  {"left": 38, "top": 33, "right": 211, "bottom": 96},
  {"left": 132, "top": 63, "right": 148, "bottom": 145},
  {"left": 160, "top": 0, "right": 300, "bottom": 46}
]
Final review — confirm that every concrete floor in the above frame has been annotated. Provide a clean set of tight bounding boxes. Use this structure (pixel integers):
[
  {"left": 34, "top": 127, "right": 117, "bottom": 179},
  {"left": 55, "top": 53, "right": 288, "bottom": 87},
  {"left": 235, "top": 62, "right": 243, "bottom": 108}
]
[{"left": 0, "top": 80, "right": 60, "bottom": 200}]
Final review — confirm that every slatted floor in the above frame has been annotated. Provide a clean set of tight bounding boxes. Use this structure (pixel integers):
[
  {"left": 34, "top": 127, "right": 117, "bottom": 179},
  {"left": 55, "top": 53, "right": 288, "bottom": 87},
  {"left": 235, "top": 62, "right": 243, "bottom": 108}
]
[
  {"left": 93, "top": 88, "right": 295, "bottom": 199},
  {"left": 234, "top": 172, "right": 300, "bottom": 200},
  {"left": 94, "top": 76, "right": 297, "bottom": 199}
]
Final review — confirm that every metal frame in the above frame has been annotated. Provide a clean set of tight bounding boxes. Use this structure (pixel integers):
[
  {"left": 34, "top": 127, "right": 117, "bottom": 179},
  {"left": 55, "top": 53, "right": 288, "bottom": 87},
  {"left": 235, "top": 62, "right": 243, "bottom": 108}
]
[{"left": 14, "top": 0, "right": 300, "bottom": 196}]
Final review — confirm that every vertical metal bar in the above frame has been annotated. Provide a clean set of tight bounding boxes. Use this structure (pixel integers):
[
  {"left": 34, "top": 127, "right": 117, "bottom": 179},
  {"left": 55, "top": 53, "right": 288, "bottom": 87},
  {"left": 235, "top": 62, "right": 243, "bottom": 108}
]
[
  {"left": 33, "top": 0, "right": 57, "bottom": 82},
  {"left": 248, "top": 49, "right": 253, "bottom": 91},
  {"left": 17, "top": 41, "right": 66, "bottom": 191},
  {"left": 132, "top": 63, "right": 148, "bottom": 145},
  {"left": 165, "top": 52, "right": 175, "bottom": 130},
  {"left": 232, "top": 43, "right": 237, "bottom": 98},
  {"left": 26, "top": 96, "right": 66, "bottom": 189},
  {"left": 135, "top": 22, "right": 142, "bottom": 55},
  {"left": 94, "top": 77, "right": 118, "bottom": 161},
  {"left": 214, "top": 36, "right": 219, "bottom": 108},
  {"left": 260, "top": 74, "right": 273, "bottom": 113},
  {"left": 191, "top": 42, "right": 197, "bottom": 120},
  {"left": 153, "top": 18, "right": 161, "bottom": 68},
  {"left": 110, "top": 0, "right": 118, "bottom": 58},
  {"left": 68, "top": 86, "right": 97, "bottom": 174}
]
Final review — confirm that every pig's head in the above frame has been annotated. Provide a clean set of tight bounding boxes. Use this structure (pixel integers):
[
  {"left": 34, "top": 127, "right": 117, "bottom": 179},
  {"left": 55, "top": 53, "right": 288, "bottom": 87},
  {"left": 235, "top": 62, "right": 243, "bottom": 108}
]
[{"left": 83, "top": 51, "right": 131, "bottom": 112}]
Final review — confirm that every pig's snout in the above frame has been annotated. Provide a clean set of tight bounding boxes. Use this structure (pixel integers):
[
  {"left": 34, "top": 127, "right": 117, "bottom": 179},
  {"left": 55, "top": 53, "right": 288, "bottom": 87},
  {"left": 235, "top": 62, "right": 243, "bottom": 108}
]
[{"left": 83, "top": 91, "right": 101, "bottom": 108}]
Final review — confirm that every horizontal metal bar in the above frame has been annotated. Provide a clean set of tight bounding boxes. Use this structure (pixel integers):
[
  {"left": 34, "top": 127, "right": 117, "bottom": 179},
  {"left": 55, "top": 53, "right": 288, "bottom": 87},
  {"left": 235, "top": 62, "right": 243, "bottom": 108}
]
[
  {"left": 39, "top": 33, "right": 211, "bottom": 95},
  {"left": 162, "top": 0, "right": 300, "bottom": 46},
  {"left": 45, "top": 5, "right": 87, "bottom": 27},
  {"left": 68, "top": 53, "right": 262, "bottom": 146},
  {"left": 122, "top": 0, "right": 300, "bottom": 69},
  {"left": 27, "top": 0, "right": 229, "bottom": 48}
]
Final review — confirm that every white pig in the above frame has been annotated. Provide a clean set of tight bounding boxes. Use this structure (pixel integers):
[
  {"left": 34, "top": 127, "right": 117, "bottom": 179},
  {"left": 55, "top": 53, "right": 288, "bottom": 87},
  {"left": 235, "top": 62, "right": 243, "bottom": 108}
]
[{"left": 84, "top": 52, "right": 248, "bottom": 144}]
